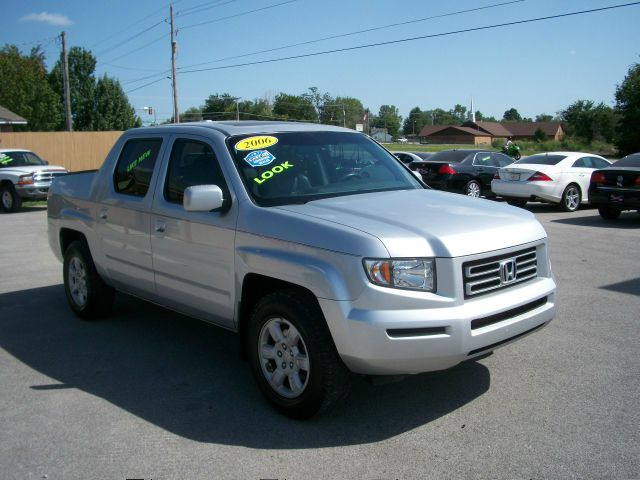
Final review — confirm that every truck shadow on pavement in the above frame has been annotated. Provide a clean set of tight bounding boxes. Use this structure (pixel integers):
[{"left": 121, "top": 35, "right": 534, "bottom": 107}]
[{"left": 0, "top": 284, "right": 490, "bottom": 449}]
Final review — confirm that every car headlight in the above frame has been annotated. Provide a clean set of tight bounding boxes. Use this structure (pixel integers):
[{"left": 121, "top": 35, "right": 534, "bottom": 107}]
[
  {"left": 363, "top": 258, "right": 436, "bottom": 292},
  {"left": 17, "top": 173, "right": 35, "bottom": 185}
]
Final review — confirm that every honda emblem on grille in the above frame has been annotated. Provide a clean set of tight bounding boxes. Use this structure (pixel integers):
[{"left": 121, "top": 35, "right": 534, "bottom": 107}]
[{"left": 499, "top": 259, "right": 517, "bottom": 284}]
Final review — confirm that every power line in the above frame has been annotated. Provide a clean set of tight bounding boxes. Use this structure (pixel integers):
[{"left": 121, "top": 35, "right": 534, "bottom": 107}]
[
  {"left": 176, "top": 0, "right": 239, "bottom": 18},
  {"left": 89, "top": 5, "right": 168, "bottom": 49},
  {"left": 179, "top": 0, "right": 525, "bottom": 70},
  {"left": 179, "top": 2, "right": 640, "bottom": 74},
  {"left": 178, "top": 0, "right": 298, "bottom": 30},
  {"left": 101, "top": 62, "right": 168, "bottom": 72},
  {"left": 103, "top": 33, "right": 170, "bottom": 63},
  {"left": 121, "top": 69, "right": 172, "bottom": 85},
  {"left": 96, "top": 19, "right": 166, "bottom": 57},
  {"left": 125, "top": 76, "right": 169, "bottom": 94}
]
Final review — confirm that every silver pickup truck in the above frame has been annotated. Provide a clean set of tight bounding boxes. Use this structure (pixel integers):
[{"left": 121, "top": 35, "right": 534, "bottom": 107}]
[{"left": 48, "top": 121, "right": 556, "bottom": 418}]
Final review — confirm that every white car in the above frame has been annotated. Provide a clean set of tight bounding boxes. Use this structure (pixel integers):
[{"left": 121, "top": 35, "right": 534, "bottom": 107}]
[{"left": 491, "top": 152, "right": 612, "bottom": 211}]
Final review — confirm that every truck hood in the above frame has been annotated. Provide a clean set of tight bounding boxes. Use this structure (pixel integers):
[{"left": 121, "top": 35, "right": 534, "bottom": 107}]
[{"left": 276, "top": 189, "right": 547, "bottom": 258}]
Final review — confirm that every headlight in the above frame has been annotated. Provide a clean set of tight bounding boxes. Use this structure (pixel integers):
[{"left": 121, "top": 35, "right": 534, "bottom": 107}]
[
  {"left": 363, "top": 258, "right": 436, "bottom": 292},
  {"left": 17, "top": 173, "right": 35, "bottom": 185}
]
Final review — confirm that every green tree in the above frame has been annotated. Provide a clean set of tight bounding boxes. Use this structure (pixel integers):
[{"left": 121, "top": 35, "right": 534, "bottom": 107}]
[
  {"left": 323, "top": 96, "right": 364, "bottom": 129},
  {"left": 503, "top": 108, "right": 522, "bottom": 121},
  {"left": 373, "top": 105, "right": 401, "bottom": 137},
  {"left": 560, "top": 100, "right": 617, "bottom": 143},
  {"left": 402, "top": 107, "right": 425, "bottom": 134},
  {"left": 533, "top": 128, "right": 548, "bottom": 142},
  {"left": 0, "top": 44, "right": 62, "bottom": 130},
  {"left": 535, "top": 113, "right": 554, "bottom": 122},
  {"left": 272, "top": 93, "right": 317, "bottom": 122},
  {"left": 201, "top": 93, "right": 240, "bottom": 120},
  {"left": 92, "top": 75, "right": 141, "bottom": 130},
  {"left": 614, "top": 62, "right": 640, "bottom": 155},
  {"left": 450, "top": 104, "right": 467, "bottom": 122},
  {"left": 50, "top": 47, "right": 98, "bottom": 130},
  {"left": 302, "top": 87, "right": 332, "bottom": 122},
  {"left": 181, "top": 106, "right": 204, "bottom": 122}
]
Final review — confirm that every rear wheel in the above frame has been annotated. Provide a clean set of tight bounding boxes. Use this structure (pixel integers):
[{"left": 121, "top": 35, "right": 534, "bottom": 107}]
[
  {"left": 598, "top": 205, "right": 621, "bottom": 220},
  {"left": 248, "top": 291, "right": 351, "bottom": 419},
  {"left": 465, "top": 180, "right": 481, "bottom": 197},
  {"left": 0, "top": 184, "right": 22, "bottom": 213},
  {"left": 63, "top": 240, "right": 115, "bottom": 319},
  {"left": 560, "top": 184, "right": 581, "bottom": 212}
]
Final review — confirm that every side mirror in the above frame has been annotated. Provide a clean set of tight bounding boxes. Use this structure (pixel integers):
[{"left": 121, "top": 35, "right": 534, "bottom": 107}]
[
  {"left": 183, "top": 185, "right": 228, "bottom": 212},
  {"left": 43, "top": 160, "right": 49, "bottom": 165}
]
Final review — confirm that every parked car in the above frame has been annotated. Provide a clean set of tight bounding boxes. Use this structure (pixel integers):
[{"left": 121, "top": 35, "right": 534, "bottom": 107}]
[
  {"left": 412, "top": 149, "right": 514, "bottom": 197},
  {"left": 0, "top": 149, "right": 68, "bottom": 213},
  {"left": 491, "top": 152, "right": 612, "bottom": 211},
  {"left": 588, "top": 152, "right": 640, "bottom": 219},
  {"left": 48, "top": 121, "right": 556, "bottom": 418},
  {"left": 393, "top": 151, "right": 433, "bottom": 180}
]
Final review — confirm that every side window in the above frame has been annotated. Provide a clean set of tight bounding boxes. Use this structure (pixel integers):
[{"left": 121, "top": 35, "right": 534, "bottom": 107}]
[
  {"left": 473, "top": 153, "right": 493, "bottom": 166},
  {"left": 495, "top": 153, "right": 513, "bottom": 167},
  {"left": 114, "top": 138, "right": 162, "bottom": 197},
  {"left": 591, "top": 157, "right": 610, "bottom": 169},
  {"left": 572, "top": 158, "right": 587, "bottom": 168},
  {"left": 165, "top": 139, "right": 226, "bottom": 204}
]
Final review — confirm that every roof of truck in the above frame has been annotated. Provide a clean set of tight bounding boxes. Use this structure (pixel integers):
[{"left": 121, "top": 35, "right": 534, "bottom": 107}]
[{"left": 137, "top": 120, "right": 356, "bottom": 137}]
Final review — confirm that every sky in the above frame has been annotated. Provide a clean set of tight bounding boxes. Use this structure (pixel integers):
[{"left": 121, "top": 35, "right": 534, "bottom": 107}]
[{"left": 2, "top": 0, "right": 640, "bottom": 126}]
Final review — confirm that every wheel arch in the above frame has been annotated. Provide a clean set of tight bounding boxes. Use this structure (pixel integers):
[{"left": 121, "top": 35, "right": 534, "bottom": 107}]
[
  {"left": 59, "top": 228, "right": 87, "bottom": 257},
  {"left": 237, "top": 273, "right": 321, "bottom": 360}
]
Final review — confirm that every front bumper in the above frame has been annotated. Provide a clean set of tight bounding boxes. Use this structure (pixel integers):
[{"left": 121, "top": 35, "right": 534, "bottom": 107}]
[
  {"left": 319, "top": 242, "right": 556, "bottom": 375},
  {"left": 15, "top": 183, "right": 51, "bottom": 200}
]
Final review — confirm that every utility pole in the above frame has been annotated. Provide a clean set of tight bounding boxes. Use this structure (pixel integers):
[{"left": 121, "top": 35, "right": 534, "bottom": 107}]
[
  {"left": 170, "top": 4, "right": 180, "bottom": 123},
  {"left": 61, "top": 31, "right": 73, "bottom": 131}
]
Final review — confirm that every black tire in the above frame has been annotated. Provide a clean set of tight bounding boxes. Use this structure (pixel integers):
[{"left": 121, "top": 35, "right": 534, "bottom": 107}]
[
  {"left": 63, "top": 240, "right": 115, "bottom": 320},
  {"left": 506, "top": 198, "right": 527, "bottom": 208},
  {"left": 465, "top": 180, "right": 481, "bottom": 198},
  {"left": 560, "top": 184, "right": 581, "bottom": 212},
  {"left": 598, "top": 205, "right": 621, "bottom": 220},
  {"left": 248, "top": 290, "right": 351, "bottom": 419},
  {"left": 0, "top": 183, "right": 22, "bottom": 213},
  {"left": 513, "top": 152, "right": 521, "bottom": 161}
]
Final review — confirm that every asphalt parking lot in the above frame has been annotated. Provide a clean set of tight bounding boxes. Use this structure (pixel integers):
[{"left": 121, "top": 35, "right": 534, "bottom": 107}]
[{"left": 1, "top": 205, "right": 638, "bottom": 479}]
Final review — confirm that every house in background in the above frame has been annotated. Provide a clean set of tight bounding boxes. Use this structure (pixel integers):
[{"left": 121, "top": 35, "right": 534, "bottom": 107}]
[
  {"left": 418, "top": 125, "right": 492, "bottom": 145},
  {"left": 370, "top": 127, "right": 393, "bottom": 143},
  {"left": 0, "top": 106, "right": 27, "bottom": 132},
  {"left": 419, "top": 120, "right": 564, "bottom": 144},
  {"left": 503, "top": 122, "right": 564, "bottom": 141}
]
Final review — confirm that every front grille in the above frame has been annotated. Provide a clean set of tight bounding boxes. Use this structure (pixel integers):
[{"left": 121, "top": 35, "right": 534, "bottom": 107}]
[
  {"left": 34, "top": 171, "right": 67, "bottom": 183},
  {"left": 463, "top": 247, "right": 537, "bottom": 298}
]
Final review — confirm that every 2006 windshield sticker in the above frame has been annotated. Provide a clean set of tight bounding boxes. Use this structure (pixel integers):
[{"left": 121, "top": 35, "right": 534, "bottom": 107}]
[
  {"left": 235, "top": 135, "right": 278, "bottom": 151},
  {"left": 244, "top": 150, "right": 275, "bottom": 167}
]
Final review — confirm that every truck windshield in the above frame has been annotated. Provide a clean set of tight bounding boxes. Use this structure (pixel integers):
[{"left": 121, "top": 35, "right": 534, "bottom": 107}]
[
  {"left": 0, "top": 151, "right": 46, "bottom": 167},
  {"left": 227, "top": 131, "right": 422, "bottom": 206}
]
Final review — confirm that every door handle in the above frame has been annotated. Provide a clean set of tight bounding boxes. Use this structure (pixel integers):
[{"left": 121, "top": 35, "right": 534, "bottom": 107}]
[
  {"left": 155, "top": 220, "right": 166, "bottom": 234},
  {"left": 98, "top": 208, "right": 108, "bottom": 221}
]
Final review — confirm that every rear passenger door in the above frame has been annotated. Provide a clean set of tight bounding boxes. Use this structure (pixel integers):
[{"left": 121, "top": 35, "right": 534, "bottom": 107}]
[
  {"left": 150, "top": 136, "right": 237, "bottom": 328},
  {"left": 94, "top": 136, "right": 164, "bottom": 298}
]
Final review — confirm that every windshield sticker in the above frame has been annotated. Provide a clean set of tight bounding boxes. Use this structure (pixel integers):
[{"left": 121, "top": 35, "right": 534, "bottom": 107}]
[
  {"left": 126, "top": 149, "right": 151, "bottom": 173},
  {"left": 254, "top": 161, "right": 293, "bottom": 185},
  {"left": 244, "top": 150, "right": 275, "bottom": 167},
  {"left": 0, "top": 154, "right": 12, "bottom": 165},
  {"left": 235, "top": 135, "right": 278, "bottom": 151}
]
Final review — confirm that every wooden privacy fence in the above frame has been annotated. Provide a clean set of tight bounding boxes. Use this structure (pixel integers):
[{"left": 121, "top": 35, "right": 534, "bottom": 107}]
[{"left": 0, "top": 131, "right": 123, "bottom": 171}]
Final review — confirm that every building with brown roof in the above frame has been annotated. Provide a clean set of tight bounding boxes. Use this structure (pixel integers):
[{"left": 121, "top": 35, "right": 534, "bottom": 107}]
[
  {"left": 418, "top": 125, "right": 492, "bottom": 145},
  {"left": 503, "top": 122, "right": 564, "bottom": 141},
  {"left": 0, "top": 106, "right": 27, "bottom": 132}
]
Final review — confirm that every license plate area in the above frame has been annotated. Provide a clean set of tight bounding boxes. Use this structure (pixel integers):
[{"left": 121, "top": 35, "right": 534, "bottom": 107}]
[
  {"left": 610, "top": 193, "right": 624, "bottom": 203},
  {"left": 508, "top": 173, "right": 520, "bottom": 181}
]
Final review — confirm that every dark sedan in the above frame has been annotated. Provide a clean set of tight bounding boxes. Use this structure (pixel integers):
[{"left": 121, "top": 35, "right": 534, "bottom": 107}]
[
  {"left": 588, "top": 152, "right": 640, "bottom": 219},
  {"left": 413, "top": 149, "right": 514, "bottom": 197}
]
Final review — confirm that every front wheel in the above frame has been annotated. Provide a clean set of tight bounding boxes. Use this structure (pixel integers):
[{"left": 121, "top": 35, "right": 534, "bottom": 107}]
[
  {"left": 248, "top": 291, "right": 351, "bottom": 419},
  {"left": 465, "top": 180, "right": 481, "bottom": 197},
  {"left": 63, "top": 240, "right": 115, "bottom": 319},
  {"left": 0, "top": 184, "right": 22, "bottom": 213},
  {"left": 598, "top": 205, "right": 621, "bottom": 220},
  {"left": 560, "top": 184, "right": 581, "bottom": 212}
]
